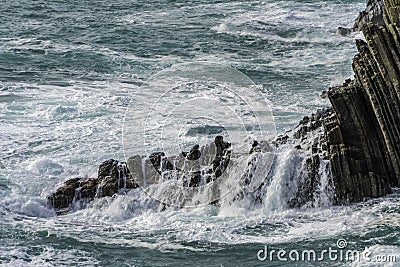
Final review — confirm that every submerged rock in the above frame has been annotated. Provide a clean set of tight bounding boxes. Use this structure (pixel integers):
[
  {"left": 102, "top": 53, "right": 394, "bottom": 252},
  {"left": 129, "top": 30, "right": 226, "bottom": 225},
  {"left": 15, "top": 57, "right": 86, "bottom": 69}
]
[{"left": 336, "top": 26, "right": 353, "bottom": 36}]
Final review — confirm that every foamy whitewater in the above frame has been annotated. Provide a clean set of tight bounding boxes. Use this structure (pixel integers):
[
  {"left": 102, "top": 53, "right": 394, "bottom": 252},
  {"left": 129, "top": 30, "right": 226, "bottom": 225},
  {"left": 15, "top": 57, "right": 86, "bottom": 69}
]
[{"left": 1, "top": 0, "right": 399, "bottom": 266}]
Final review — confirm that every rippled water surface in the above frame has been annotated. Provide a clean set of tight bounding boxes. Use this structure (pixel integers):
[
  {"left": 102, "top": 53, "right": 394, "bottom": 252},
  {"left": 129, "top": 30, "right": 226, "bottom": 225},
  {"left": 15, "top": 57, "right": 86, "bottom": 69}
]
[{"left": 1, "top": 0, "right": 399, "bottom": 266}]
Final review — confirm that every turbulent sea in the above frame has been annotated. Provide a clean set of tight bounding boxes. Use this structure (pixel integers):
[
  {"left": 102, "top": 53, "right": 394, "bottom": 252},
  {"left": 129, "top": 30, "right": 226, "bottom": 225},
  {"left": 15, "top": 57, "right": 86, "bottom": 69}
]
[{"left": 1, "top": 0, "right": 400, "bottom": 266}]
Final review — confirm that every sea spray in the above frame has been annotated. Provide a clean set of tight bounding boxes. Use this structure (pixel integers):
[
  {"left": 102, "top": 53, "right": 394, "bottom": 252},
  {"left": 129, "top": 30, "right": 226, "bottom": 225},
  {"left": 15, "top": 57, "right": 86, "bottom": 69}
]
[{"left": 314, "top": 159, "right": 335, "bottom": 207}]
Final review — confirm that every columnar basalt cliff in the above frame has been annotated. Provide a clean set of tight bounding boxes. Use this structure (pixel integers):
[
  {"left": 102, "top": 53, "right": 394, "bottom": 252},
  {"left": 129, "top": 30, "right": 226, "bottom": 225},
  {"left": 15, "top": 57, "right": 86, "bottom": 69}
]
[
  {"left": 338, "top": 0, "right": 385, "bottom": 36},
  {"left": 327, "top": 0, "right": 400, "bottom": 202},
  {"left": 48, "top": 0, "right": 400, "bottom": 212},
  {"left": 353, "top": 0, "right": 385, "bottom": 31}
]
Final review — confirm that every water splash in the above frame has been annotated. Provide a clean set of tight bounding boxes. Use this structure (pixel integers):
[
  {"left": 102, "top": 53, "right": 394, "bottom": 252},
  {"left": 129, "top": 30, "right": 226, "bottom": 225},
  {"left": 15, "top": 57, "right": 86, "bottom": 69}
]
[{"left": 117, "top": 162, "right": 128, "bottom": 191}]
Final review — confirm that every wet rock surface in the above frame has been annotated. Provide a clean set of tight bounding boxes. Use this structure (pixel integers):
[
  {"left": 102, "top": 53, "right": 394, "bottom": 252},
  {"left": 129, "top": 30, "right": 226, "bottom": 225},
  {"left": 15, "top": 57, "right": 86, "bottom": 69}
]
[
  {"left": 326, "top": 0, "right": 400, "bottom": 203},
  {"left": 48, "top": 0, "right": 400, "bottom": 212},
  {"left": 272, "top": 108, "right": 334, "bottom": 208},
  {"left": 48, "top": 136, "right": 232, "bottom": 212},
  {"left": 47, "top": 160, "right": 139, "bottom": 213},
  {"left": 337, "top": 0, "right": 385, "bottom": 36},
  {"left": 261, "top": 0, "right": 400, "bottom": 206},
  {"left": 284, "top": 0, "right": 400, "bottom": 205},
  {"left": 353, "top": 0, "right": 385, "bottom": 31}
]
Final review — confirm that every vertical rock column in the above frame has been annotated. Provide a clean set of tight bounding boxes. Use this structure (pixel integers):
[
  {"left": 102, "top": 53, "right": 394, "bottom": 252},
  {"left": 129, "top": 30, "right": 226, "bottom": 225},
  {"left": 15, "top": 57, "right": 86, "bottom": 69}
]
[{"left": 326, "top": 0, "right": 400, "bottom": 203}]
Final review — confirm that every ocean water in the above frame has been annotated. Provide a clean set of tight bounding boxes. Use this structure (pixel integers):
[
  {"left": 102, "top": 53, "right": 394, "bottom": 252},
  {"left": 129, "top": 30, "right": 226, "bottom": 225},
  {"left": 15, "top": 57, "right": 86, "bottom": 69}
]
[{"left": 1, "top": 0, "right": 399, "bottom": 266}]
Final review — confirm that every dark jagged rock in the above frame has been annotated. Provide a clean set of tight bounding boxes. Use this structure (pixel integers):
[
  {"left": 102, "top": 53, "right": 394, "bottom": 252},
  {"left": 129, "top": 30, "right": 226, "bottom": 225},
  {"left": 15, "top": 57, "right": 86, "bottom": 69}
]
[
  {"left": 353, "top": 0, "right": 385, "bottom": 31},
  {"left": 337, "top": 0, "right": 385, "bottom": 36},
  {"left": 48, "top": 0, "right": 400, "bottom": 212},
  {"left": 290, "top": 0, "right": 400, "bottom": 205},
  {"left": 96, "top": 159, "right": 139, "bottom": 197},
  {"left": 285, "top": 108, "right": 334, "bottom": 208},
  {"left": 149, "top": 152, "right": 175, "bottom": 174},
  {"left": 47, "top": 177, "right": 98, "bottom": 211},
  {"left": 337, "top": 26, "right": 353, "bottom": 36},
  {"left": 187, "top": 144, "right": 202, "bottom": 160},
  {"left": 48, "top": 160, "right": 139, "bottom": 211},
  {"left": 48, "top": 137, "right": 232, "bottom": 211},
  {"left": 145, "top": 136, "right": 231, "bottom": 186},
  {"left": 48, "top": 178, "right": 81, "bottom": 210},
  {"left": 211, "top": 136, "right": 231, "bottom": 179},
  {"left": 252, "top": 107, "right": 334, "bottom": 209},
  {"left": 326, "top": 0, "right": 400, "bottom": 203},
  {"left": 249, "top": 140, "right": 260, "bottom": 154}
]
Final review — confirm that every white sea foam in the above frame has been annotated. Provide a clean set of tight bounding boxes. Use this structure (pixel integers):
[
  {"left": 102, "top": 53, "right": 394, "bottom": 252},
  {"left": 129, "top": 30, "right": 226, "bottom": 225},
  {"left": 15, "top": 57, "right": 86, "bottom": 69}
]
[
  {"left": 211, "top": 23, "right": 230, "bottom": 33},
  {"left": 0, "top": 246, "right": 100, "bottom": 267},
  {"left": 1, "top": 0, "right": 398, "bottom": 264},
  {"left": 27, "top": 158, "right": 64, "bottom": 176}
]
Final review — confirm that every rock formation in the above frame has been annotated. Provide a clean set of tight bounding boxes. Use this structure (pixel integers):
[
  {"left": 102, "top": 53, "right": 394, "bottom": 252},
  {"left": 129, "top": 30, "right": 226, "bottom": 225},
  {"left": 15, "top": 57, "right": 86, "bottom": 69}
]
[
  {"left": 48, "top": 136, "right": 232, "bottom": 212},
  {"left": 48, "top": 160, "right": 139, "bottom": 213},
  {"left": 280, "top": 0, "right": 400, "bottom": 205},
  {"left": 327, "top": 0, "right": 400, "bottom": 203},
  {"left": 337, "top": 0, "right": 385, "bottom": 36},
  {"left": 48, "top": 0, "right": 400, "bottom": 212},
  {"left": 353, "top": 0, "right": 385, "bottom": 31}
]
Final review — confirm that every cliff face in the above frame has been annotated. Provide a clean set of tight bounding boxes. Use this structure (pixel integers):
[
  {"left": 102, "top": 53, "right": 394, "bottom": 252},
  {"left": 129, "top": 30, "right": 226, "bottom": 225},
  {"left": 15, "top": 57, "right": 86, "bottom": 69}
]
[
  {"left": 327, "top": 0, "right": 400, "bottom": 202},
  {"left": 353, "top": 0, "right": 385, "bottom": 31},
  {"left": 48, "top": 1, "right": 400, "bottom": 212}
]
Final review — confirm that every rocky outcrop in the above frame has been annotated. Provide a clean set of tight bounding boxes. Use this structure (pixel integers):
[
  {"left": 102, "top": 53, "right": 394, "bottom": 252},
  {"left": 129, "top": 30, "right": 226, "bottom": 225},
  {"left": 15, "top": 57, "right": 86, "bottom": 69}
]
[
  {"left": 48, "top": 160, "right": 139, "bottom": 212},
  {"left": 48, "top": 136, "right": 232, "bottom": 212},
  {"left": 327, "top": 0, "right": 400, "bottom": 203},
  {"left": 270, "top": 108, "right": 334, "bottom": 208},
  {"left": 353, "top": 0, "right": 385, "bottom": 31},
  {"left": 48, "top": 0, "right": 400, "bottom": 212},
  {"left": 264, "top": 0, "right": 400, "bottom": 206},
  {"left": 287, "top": 108, "right": 333, "bottom": 207},
  {"left": 337, "top": 0, "right": 385, "bottom": 36}
]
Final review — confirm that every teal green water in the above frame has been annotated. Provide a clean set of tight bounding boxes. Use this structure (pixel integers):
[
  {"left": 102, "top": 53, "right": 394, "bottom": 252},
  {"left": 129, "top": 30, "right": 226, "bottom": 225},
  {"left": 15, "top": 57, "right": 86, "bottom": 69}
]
[{"left": 1, "top": 0, "right": 399, "bottom": 266}]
